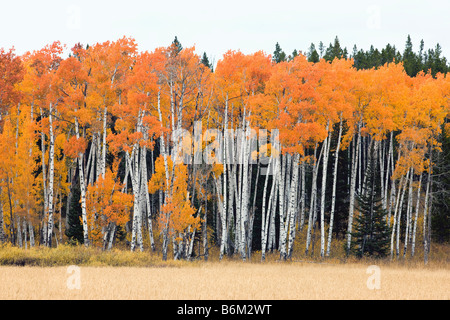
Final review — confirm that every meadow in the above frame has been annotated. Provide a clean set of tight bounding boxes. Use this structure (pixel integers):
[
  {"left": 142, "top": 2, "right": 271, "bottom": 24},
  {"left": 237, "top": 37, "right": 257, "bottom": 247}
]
[{"left": 0, "top": 243, "right": 448, "bottom": 300}]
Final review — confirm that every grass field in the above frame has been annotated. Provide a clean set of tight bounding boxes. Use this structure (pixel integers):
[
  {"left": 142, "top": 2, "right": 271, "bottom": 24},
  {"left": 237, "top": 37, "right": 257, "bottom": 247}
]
[
  {"left": 0, "top": 243, "right": 448, "bottom": 300},
  {"left": 0, "top": 236, "right": 449, "bottom": 300},
  {"left": 0, "top": 261, "right": 448, "bottom": 300}
]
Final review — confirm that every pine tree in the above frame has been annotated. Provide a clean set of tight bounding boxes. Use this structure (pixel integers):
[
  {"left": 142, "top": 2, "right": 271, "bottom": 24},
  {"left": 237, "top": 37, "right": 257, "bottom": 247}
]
[
  {"left": 431, "top": 122, "right": 450, "bottom": 243},
  {"left": 307, "top": 43, "right": 319, "bottom": 63},
  {"left": 350, "top": 149, "right": 391, "bottom": 258},
  {"left": 403, "top": 35, "right": 421, "bottom": 76},
  {"left": 201, "top": 52, "right": 213, "bottom": 71},
  {"left": 171, "top": 36, "right": 183, "bottom": 56},
  {"left": 323, "top": 36, "right": 346, "bottom": 62},
  {"left": 272, "top": 42, "right": 286, "bottom": 63},
  {"left": 65, "top": 179, "right": 84, "bottom": 245}
]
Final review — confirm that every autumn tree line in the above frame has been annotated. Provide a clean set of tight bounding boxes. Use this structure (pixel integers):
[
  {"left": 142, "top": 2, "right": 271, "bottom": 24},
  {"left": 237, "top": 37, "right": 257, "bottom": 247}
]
[{"left": 0, "top": 35, "right": 449, "bottom": 263}]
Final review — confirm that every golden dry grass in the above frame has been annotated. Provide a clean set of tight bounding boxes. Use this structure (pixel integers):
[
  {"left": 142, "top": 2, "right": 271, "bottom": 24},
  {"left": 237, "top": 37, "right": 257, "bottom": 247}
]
[{"left": 0, "top": 261, "right": 448, "bottom": 300}]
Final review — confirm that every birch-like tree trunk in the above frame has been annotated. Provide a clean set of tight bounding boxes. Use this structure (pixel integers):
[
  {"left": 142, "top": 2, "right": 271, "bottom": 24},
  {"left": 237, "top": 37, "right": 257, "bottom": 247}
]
[
  {"left": 390, "top": 169, "right": 409, "bottom": 259},
  {"left": 39, "top": 108, "right": 48, "bottom": 246},
  {"left": 411, "top": 173, "right": 422, "bottom": 257},
  {"left": 239, "top": 117, "right": 250, "bottom": 260},
  {"left": 47, "top": 103, "right": 55, "bottom": 247},
  {"left": 278, "top": 153, "right": 287, "bottom": 258},
  {"left": 74, "top": 115, "right": 90, "bottom": 246},
  {"left": 260, "top": 150, "right": 273, "bottom": 261},
  {"left": 219, "top": 103, "right": 229, "bottom": 260},
  {"left": 403, "top": 168, "right": 414, "bottom": 257},
  {"left": 346, "top": 125, "right": 361, "bottom": 254},
  {"left": 384, "top": 132, "right": 394, "bottom": 211},
  {"left": 305, "top": 144, "right": 324, "bottom": 255},
  {"left": 261, "top": 156, "right": 279, "bottom": 261},
  {"left": 320, "top": 127, "right": 331, "bottom": 257},
  {"left": 287, "top": 153, "right": 300, "bottom": 259},
  {"left": 100, "top": 106, "right": 107, "bottom": 179},
  {"left": 396, "top": 168, "right": 410, "bottom": 258},
  {"left": 423, "top": 153, "right": 432, "bottom": 265},
  {"left": 157, "top": 90, "right": 172, "bottom": 260},
  {"left": 326, "top": 117, "right": 342, "bottom": 256},
  {"left": 299, "top": 161, "right": 306, "bottom": 231},
  {"left": 0, "top": 187, "right": 4, "bottom": 243},
  {"left": 140, "top": 139, "right": 155, "bottom": 251}
]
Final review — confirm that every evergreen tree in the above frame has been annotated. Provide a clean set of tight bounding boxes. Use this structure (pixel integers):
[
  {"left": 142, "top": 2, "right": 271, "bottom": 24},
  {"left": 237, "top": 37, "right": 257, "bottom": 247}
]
[
  {"left": 381, "top": 43, "right": 399, "bottom": 65},
  {"left": 318, "top": 41, "right": 324, "bottom": 58},
  {"left": 431, "top": 122, "right": 450, "bottom": 243},
  {"left": 350, "top": 149, "right": 391, "bottom": 258},
  {"left": 272, "top": 42, "right": 286, "bottom": 63},
  {"left": 65, "top": 179, "right": 84, "bottom": 245},
  {"left": 424, "top": 43, "right": 449, "bottom": 77},
  {"left": 323, "top": 36, "right": 346, "bottom": 62},
  {"left": 402, "top": 35, "right": 421, "bottom": 76},
  {"left": 201, "top": 52, "right": 213, "bottom": 71},
  {"left": 291, "top": 49, "right": 298, "bottom": 59},
  {"left": 307, "top": 43, "right": 319, "bottom": 63},
  {"left": 171, "top": 36, "right": 183, "bottom": 56}
]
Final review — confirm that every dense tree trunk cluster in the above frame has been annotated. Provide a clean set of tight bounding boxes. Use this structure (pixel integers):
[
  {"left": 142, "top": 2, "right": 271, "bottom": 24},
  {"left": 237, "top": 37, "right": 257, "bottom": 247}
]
[{"left": 0, "top": 38, "right": 449, "bottom": 264}]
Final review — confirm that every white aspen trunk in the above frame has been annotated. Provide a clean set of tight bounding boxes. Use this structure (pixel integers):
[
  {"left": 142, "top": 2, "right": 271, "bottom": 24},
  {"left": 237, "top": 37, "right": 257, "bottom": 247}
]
[
  {"left": 268, "top": 178, "right": 277, "bottom": 252},
  {"left": 358, "top": 135, "right": 362, "bottom": 194},
  {"left": 299, "top": 161, "right": 306, "bottom": 230},
  {"left": 239, "top": 117, "right": 250, "bottom": 260},
  {"left": 278, "top": 153, "right": 287, "bottom": 258},
  {"left": 306, "top": 144, "right": 324, "bottom": 255},
  {"left": 88, "top": 139, "right": 96, "bottom": 187},
  {"left": 135, "top": 115, "right": 144, "bottom": 252},
  {"left": 157, "top": 90, "right": 172, "bottom": 260},
  {"left": 101, "top": 106, "right": 107, "bottom": 179},
  {"left": 260, "top": 153, "right": 273, "bottom": 261},
  {"left": 379, "top": 140, "right": 386, "bottom": 210},
  {"left": 326, "top": 117, "right": 342, "bottom": 256},
  {"left": 226, "top": 162, "right": 234, "bottom": 255},
  {"left": 248, "top": 162, "right": 260, "bottom": 259},
  {"left": 187, "top": 227, "right": 196, "bottom": 260},
  {"left": 75, "top": 116, "right": 90, "bottom": 246},
  {"left": 411, "top": 173, "right": 422, "bottom": 257},
  {"left": 0, "top": 187, "right": 4, "bottom": 243},
  {"left": 261, "top": 156, "right": 279, "bottom": 261},
  {"left": 346, "top": 125, "right": 361, "bottom": 254},
  {"left": 287, "top": 153, "right": 300, "bottom": 259},
  {"left": 23, "top": 219, "right": 27, "bottom": 249},
  {"left": 320, "top": 126, "right": 331, "bottom": 257},
  {"left": 84, "top": 134, "right": 95, "bottom": 187},
  {"left": 390, "top": 174, "right": 404, "bottom": 260},
  {"left": 396, "top": 169, "right": 410, "bottom": 258},
  {"left": 39, "top": 108, "right": 48, "bottom": 246},
  {"left": 127, "top": 150, "right": 142, "bottom": 252},
  {"left": 140, "top": 139, "right": 155, "bottom": 251},
  {"left": 390, "top": 168, "right": 409, "bottom": 259},
  {"left": 385, "top": 132, "right": 394, "bottom": 211},
  {"left": 28, "top": 221, "right": 34, "bottom": 247},
  {"left": 220, "top": 102, "right": 228, "bottom": 260},
  {"left": 423, "top": 153, "right": 432, "bottom": 265},
  {"left": 403, "top": 168, "right": 414, "bottom": 257},
  {"left": 47, "top": 103, "right": 55, "bottom": 247},
  {"left": 96, "top": 131, "right": 102, "bottom": 181},
  {"left": 213, "top": 174, "right": 224, "bottom": 248},
  {"left": 388, "top": 178, "right": 396, "bottom": 227},
  {"left": 17, "top": 216, "right": 22, "bottom": 248},
  {"left": 233, "top": 173, "right": 240, "bottom": 253},
  {"left": 107, "top": 223, "right": 116, "bottom": 250}
]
